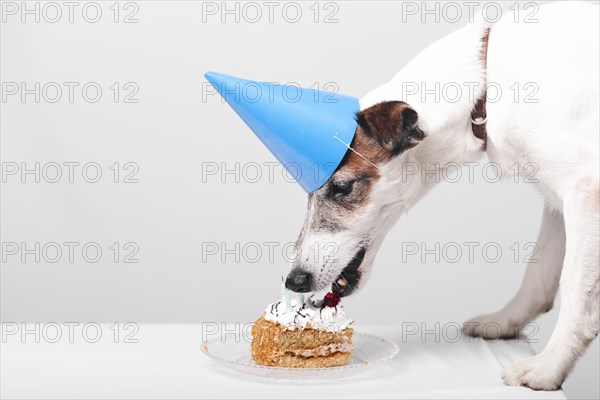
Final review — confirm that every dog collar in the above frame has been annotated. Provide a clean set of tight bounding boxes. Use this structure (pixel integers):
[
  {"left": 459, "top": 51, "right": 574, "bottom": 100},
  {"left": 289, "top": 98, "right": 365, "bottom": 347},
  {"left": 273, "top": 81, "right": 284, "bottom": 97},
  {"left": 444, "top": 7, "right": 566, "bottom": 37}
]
[{"left": 471, "top": 27, "right": 491, "bottom": 150}]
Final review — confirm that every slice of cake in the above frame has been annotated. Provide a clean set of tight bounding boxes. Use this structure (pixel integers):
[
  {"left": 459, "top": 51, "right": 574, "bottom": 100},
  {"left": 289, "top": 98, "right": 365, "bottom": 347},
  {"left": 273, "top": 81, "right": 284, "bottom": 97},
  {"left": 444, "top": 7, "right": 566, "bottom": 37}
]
[{"left": 251, "top": 291, "right": 354, "bottom": 368}]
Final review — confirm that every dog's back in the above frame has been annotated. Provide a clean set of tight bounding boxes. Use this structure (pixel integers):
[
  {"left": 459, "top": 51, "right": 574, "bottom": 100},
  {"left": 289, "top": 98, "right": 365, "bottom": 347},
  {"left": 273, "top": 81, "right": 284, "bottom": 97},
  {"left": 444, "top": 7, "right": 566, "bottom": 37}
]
[{"left": 487, "top": 1, "right": 599, "bottom": 204}]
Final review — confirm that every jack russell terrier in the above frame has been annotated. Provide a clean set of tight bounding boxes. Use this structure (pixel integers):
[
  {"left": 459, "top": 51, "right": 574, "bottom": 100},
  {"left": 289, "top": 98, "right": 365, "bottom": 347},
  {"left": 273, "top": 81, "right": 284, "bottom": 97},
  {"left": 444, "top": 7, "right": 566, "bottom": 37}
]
[{"left": 284, "top": 1, "right": 599, "bottom": 391}]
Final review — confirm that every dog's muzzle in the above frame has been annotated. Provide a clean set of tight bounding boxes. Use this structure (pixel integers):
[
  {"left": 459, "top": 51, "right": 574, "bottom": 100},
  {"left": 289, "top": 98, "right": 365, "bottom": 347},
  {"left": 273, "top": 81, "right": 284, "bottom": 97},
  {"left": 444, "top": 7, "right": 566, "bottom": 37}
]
[{"left": 332, "top": 246, "right": 366, "bottom": 297}]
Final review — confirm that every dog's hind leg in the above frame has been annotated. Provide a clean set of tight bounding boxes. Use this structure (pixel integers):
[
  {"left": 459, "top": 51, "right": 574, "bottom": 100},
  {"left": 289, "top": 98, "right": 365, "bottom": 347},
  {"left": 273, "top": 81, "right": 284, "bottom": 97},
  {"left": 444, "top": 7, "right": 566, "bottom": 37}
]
[
  {"left": 501, "top": 186, "right": 600, "bottom": 390},
  {"left": 464, "top": 204, "right": 565, "bottom": 339}
]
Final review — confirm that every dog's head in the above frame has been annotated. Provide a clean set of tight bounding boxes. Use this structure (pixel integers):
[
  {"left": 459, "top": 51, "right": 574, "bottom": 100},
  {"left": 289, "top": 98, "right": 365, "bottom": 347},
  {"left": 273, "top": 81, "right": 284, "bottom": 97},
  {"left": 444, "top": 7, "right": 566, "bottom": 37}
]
[{"left": 285, "top": 101, "right": 426, "bottom": 296}]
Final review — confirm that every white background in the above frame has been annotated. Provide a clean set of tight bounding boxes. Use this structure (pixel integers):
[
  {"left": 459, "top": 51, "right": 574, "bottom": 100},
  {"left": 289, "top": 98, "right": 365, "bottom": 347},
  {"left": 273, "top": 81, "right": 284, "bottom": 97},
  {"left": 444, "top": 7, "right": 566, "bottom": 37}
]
[{"left": 1, "top": 1, "right": 598, "bottom": 398}]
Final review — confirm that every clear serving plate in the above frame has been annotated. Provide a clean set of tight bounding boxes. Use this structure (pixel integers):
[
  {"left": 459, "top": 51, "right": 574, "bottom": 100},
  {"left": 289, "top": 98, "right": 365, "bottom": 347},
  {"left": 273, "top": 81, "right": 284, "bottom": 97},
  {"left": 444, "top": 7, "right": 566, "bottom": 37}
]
[{"left": 201, "top": 332, "right": 399, "bottom": 380}]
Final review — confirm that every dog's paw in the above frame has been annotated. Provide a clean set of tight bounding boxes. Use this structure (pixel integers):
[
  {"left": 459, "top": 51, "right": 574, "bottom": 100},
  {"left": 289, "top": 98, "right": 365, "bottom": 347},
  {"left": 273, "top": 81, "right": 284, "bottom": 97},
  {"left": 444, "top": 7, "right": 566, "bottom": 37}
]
[
  {"left": 501, "top": 354, "right": 565, "bottom": 390},
  {"left": 463, "top": 312, "right": 521, "bottom": 339}
]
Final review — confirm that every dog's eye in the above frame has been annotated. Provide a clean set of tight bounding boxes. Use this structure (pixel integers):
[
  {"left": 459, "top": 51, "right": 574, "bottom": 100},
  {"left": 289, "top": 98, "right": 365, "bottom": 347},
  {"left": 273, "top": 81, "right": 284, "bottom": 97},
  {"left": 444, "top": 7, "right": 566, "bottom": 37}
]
[{"left": 330, "top": 180, "right": 355, "bottom": 198}]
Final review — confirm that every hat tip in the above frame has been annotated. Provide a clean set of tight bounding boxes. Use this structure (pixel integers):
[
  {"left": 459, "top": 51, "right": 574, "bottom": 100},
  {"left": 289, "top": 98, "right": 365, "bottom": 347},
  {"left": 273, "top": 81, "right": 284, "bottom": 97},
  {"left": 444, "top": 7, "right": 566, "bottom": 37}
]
[{"left": 204, "top": 71, "right": 217, "bottom": 81}]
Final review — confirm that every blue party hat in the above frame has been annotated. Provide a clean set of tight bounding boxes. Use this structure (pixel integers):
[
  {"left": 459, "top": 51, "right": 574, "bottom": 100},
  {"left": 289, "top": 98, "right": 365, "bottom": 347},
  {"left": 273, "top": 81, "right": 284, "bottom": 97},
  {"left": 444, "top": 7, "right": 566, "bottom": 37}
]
[{"left": 205, "top": 72, "right": 359, "bottom": 193}]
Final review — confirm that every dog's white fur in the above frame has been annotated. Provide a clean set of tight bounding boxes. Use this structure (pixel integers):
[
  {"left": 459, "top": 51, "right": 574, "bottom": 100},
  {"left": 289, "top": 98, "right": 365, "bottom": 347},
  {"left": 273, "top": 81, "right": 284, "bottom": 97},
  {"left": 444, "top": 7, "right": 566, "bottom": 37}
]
[{"left": 297, "top": 1, "right": 599, "bottom": 390}]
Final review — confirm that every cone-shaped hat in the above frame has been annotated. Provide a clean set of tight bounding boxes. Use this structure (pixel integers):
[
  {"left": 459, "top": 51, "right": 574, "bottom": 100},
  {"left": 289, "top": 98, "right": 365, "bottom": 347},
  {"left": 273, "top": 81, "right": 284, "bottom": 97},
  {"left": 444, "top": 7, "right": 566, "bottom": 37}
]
[{"left": 205, "top": 72, "right": 359, "bottom": 193}]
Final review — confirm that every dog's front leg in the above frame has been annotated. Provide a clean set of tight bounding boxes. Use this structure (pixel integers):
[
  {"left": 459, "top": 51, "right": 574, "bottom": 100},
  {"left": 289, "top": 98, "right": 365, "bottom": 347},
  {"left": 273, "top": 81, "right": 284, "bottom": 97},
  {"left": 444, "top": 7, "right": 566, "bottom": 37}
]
[
  {"left": 501, "top": 188, "right": 600, "bottom": 390},
  {"left": 464, "top": 204, "right": 565, "bottom": 339}
]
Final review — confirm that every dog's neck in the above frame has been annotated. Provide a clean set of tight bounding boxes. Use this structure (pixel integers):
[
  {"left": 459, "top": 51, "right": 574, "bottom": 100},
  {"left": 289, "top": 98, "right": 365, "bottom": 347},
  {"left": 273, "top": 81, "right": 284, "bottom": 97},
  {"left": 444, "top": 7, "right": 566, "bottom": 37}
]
[{"left": 360, "top": 21, "right": 490, "bottom": 169}]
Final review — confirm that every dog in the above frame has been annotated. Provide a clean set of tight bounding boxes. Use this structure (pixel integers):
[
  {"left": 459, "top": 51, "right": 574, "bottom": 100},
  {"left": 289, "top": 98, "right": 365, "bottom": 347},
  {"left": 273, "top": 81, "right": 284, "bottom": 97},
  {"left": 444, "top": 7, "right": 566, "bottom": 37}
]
[{"left": 284, "top": 1, "right": 599, "bottom": 391}]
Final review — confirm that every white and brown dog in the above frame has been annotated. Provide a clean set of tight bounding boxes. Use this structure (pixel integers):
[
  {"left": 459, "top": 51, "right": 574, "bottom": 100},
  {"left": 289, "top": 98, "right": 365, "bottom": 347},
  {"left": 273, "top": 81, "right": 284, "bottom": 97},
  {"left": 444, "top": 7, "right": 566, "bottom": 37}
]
[{"left": 284, "top": 1, "right": 599, "bottom": 391}]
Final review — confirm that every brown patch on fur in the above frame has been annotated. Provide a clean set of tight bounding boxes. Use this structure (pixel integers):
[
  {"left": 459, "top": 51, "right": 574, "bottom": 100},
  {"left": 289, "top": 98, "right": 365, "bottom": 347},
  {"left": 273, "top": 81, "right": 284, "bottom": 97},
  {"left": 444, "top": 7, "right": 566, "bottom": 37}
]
[
  {"left": 307, "top": 102, "right": 425, "bottom": 232},
  {"left": 355, "top": 101, "right": 426, "bottom": 157},
  {"left": 335, "top": 131, "right": 382, "bottom": 184},
  {"left": 318, "top": 130, "right": 381, "bottom": 210},
  {"left": 307, "top": 131, "right": 381, "bottom": 232}
]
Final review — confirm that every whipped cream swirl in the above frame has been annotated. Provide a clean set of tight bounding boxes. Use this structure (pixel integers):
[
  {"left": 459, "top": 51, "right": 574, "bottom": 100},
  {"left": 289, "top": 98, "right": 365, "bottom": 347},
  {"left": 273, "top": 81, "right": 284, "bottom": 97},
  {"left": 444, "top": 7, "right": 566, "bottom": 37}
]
[{"left": 264, "top": 294, "right": 353, "bottom": 332}]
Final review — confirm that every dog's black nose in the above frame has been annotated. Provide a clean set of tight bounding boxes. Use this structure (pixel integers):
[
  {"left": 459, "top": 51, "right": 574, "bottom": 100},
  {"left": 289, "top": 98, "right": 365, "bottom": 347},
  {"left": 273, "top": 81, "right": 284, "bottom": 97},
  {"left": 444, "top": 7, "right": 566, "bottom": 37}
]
[{"left": 285, "top": 270, "right": 312, "bottom": 293}]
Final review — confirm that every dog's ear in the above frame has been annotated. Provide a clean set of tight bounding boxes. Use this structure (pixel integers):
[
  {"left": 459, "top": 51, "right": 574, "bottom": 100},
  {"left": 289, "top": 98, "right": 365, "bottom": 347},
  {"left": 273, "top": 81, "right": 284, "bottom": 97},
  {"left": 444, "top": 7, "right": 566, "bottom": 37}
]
[{"left": 355, "top": 101, "right": 425, "bottom": 156}]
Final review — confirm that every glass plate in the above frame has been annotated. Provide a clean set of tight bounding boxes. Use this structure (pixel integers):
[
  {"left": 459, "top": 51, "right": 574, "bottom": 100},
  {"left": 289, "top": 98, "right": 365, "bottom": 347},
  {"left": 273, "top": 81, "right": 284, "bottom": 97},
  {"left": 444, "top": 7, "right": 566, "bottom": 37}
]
[{"left": 201, "top": 332, "right": 399, "bottom": 380}]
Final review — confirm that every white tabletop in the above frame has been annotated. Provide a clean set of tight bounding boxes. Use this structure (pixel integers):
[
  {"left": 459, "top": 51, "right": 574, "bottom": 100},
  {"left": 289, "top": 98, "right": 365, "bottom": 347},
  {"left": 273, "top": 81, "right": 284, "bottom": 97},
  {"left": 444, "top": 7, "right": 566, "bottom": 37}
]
[{"left": 1, "top": 323, "right": 566, "bottom": 399}]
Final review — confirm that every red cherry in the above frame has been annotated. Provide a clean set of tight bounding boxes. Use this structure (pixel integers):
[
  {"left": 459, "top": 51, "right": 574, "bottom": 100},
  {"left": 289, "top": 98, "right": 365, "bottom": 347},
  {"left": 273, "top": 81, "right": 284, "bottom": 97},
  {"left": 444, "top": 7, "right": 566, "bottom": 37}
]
[{"left": 323, "top": 292, "right": 341, "bottom": 307}]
